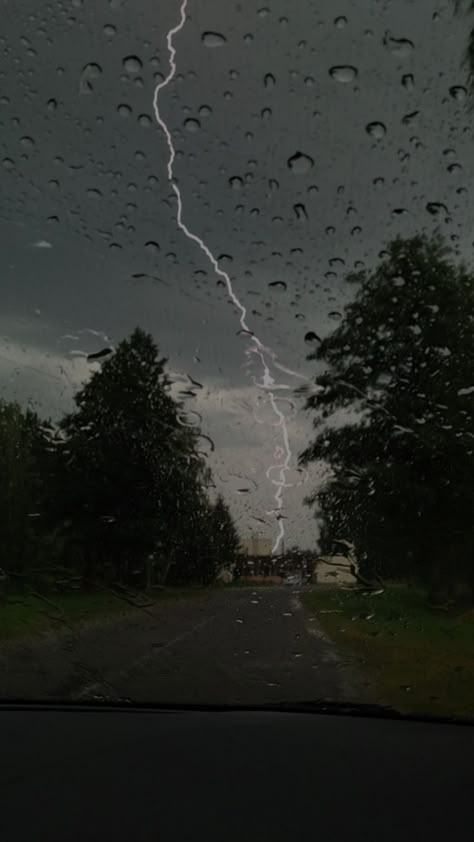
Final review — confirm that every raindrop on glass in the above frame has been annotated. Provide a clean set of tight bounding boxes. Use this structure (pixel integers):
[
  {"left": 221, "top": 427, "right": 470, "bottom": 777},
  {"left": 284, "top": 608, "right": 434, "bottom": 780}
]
[
  {"left": 334, "top": 16, "right": 347, "bottom": 28},
  {"left": 138, "top": 113, "right": 152, "bottom": 127},
  {"left": 145, "top": 241, "right": 160, "bottom": 254},
  {"left": 383, "top": 32, "right": 414, "bottom": 57},
  {"left": 329, "top": 65, "right": 358, "bottom": 83},
  {"left": 287, "top": 151, "right": 314, "bottom": 174},
  {"left": 449, "top": 85, "right": 467, "bottom": 102},
  {"left": 117, "top": 103, "right": 132, "bottom": 117},
  {"left": 402, "top": 73, "right": 414, "bottom": 90},
  {"left": 264, "top": 72, "right": 275, "bottom": 88},
  {"left": 103, "top": 24, "right": 116, "bottom": 39},
  {"left": 79, "top": 62, "right": 102, "bottom": 94},
  {"left": 184, "top": 118, "right": 200, "bottom": 132},
  {"left": 293, "top": 203, "right": 308, "bottom": 220},
  {"left": 202, "top": 31, "right": 226, "bottom": 47},
  {"left": 366, "top": 121, "right": 386, "bottom": 140},
  {"left": 229, "top": 176, "right": 243, "bottom": 190},
  {"left": 123, "top": 55, "right": 143, "bottom": 74},
  {"left": 426, "top": 201, "right": 448, "bottom": 217}
]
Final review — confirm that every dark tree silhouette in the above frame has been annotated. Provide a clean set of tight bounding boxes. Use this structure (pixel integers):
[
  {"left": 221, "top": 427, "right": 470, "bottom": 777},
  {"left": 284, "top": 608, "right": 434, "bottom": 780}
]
[{"left": 300, "top": 233, "right": 474, "bottom": 601}]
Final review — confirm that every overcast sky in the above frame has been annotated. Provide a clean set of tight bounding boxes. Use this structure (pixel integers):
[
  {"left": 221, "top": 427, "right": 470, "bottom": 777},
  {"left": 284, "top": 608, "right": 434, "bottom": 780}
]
[{"left": 1, "top": 0, "right": 473, "bottom": 549}]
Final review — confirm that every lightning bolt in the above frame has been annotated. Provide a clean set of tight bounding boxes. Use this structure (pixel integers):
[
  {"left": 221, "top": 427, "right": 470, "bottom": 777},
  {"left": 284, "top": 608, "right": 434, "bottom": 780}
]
[{"left": 152, "top": 0, "right": 306, "bottom": 554}]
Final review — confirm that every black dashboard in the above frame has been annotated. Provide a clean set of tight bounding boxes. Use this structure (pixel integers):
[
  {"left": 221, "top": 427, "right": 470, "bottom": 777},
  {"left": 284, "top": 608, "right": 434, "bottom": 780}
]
[{"left": 1, "top": 706, "right": 473, "bottom": 841}]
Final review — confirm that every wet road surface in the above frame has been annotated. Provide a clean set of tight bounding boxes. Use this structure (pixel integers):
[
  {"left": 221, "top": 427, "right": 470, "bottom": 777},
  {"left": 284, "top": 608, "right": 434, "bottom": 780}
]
[{"left": 0, "top": 586, "right": 366, "bottom": 704}]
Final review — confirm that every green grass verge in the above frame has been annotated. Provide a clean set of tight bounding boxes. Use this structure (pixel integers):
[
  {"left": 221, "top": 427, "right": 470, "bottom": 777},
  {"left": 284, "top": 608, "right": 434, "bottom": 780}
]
[
  {"left": 302, "top": 585, "right": 474, "bottom": 720},
  {"left": 0, "top": 587, "right": 205, "bottom": 641}
]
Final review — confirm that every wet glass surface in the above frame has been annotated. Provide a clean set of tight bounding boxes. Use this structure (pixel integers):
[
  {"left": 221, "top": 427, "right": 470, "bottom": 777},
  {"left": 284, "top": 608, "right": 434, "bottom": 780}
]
[{"left": 0, "top": 0, "right": 473, "bottom": 719}]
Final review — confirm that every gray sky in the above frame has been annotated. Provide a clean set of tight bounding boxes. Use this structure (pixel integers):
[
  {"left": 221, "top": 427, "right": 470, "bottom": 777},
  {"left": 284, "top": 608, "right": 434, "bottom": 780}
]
[{"left": 1, "top": 0, "right": 472, "bottom": 549}]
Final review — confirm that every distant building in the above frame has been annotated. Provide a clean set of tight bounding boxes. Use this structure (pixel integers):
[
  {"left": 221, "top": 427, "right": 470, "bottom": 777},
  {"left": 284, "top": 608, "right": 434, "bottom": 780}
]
[{"left": 240, "top": 536, "right": 272, "bottom": 557}]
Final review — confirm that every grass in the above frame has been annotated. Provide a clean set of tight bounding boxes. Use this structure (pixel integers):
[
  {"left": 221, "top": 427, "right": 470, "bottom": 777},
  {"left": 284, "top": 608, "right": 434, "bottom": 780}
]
[
  {"left": 302, "top": 585, "right": 474, "bottom": 720},
  {"left": 0, "top": 586, "right": 205, "bottom": 642}
]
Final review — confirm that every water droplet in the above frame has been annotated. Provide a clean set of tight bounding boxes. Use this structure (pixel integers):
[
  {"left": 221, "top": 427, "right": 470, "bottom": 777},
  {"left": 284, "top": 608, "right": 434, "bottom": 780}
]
[
  {"left": 46, "top": 98, "right": 57, "bottom": 112},
  {"left": 145, "top": 241, "right": 160, "bottom": 253},
  {"left": 449, "top": 85, "right": 467, "bottom": 102},
  {"left": 304, "top": 75, "right": 315, "bottom": 87},
  {"left": 3, "top": 157, "right": 14, "bottom": 170},
  {"left": 402, "top": 73, "right": 414, "bottom": 90},
  {"left": 79, "top": 62, "right": 102, "bottom": 94},
  {"left": 117, "top": 103, "right": 132, "bottom": 117},
  {"left": 383, "top": 32, "right": 414, "bottom": 58},
  {"left": 261, "top": 107, "right": 272, "bottom": 121},
  {"left": 328, "top": 310, "right": 342, "bottom": 321},
  {"left": 447, "top": 162, "right": 462, "bottom": 173},
  {"left": 293, "top": 203, "right": 308, "bottom": 220},
  {"left": 366, "top": 121, "right": 386, "bottom": 140},
  {"left": 329, "top": 65, "right": 358, "bottom": 83},
  {"left": 268, "top": 280, "right": 287, "bottom": 291},
  {"left": 264, "top": 72, "right": 275, "bottom": 88},
  {"left": 20, "top": 135, "right": 35, "bottom": 149},
  {"left": 402, "top": 110, "right": 419, "bottom": 125},
  {"left": 138, "top": 113, "right": 152, "bottom": 127},
  {"left": 334, "top": 15, "right": 347, "bottom": 28},
  {"left": 229, "top": 176, "right": 243, "bottom": 190},
  {"left": 123, "top": 55, "right": 142, "bottom": 74},
  {"left": 103, "top": 24, "right": 116, "bottom": 38},
  {"left": 87, "top": 188, "right": 102, "bottom": 200},
  {"left": 199, "top": 104, "right": 212, "bottom": 117},
  {"left": 184, "top": 118, "right": 200, "bottom": 132},
  {"left": 243, "top": 33, "right": 254, "bottom": 44},
  {"left": 202, "top": 31, "right": 226, "bottom": 47},
  {"left": 391, "top": 207, "right": 408, "bottom": 217},
  {"left": 305, "top": 331, "right": 321, "bottom": 344},
  {"left": 426, "top": 201, "right": 448, "bottom": 217},
  {"left": 258, "top": 6, "right": 270, "bottom": 16},
  {"left": 287, "top": 151, "right": 314, "bottom": 174}
]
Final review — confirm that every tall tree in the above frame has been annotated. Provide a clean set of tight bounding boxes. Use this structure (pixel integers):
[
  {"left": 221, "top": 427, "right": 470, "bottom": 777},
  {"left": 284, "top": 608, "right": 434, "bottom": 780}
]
[
  {"left": 300, "top": 233, "right": 474, "bottom": 599},
  {"left": 209, "top": 494, "right": 240, "bottom": 567},
  {"left": 0, "top": 400, "right": 51, "bottom": 583},
  {"left": 56, "top": 328, "right": 210, "bottom": 588}
]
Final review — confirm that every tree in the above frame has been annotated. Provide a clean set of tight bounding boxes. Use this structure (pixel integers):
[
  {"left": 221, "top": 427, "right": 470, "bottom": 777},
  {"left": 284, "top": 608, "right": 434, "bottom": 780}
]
[
  {"left": 300, "top": 233, "right": 474, "bottom": 600},
  {"left": 209, "top": 494, "right": 240, "bottom": 567},
  {"left": 55, "top": 328, "right": 211, "bottom": 588},
  {"left": 0, "top": 400, "right": 52, "bottom": 584},
  {"left": 165, "top": 493, "right": 239, "bottom": 587}
]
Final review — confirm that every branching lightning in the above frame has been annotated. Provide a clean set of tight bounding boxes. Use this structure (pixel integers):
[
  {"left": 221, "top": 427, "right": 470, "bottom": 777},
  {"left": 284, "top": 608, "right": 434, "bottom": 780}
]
[{"left": 152, "top": 0, "right": 306, "bottom": 553}]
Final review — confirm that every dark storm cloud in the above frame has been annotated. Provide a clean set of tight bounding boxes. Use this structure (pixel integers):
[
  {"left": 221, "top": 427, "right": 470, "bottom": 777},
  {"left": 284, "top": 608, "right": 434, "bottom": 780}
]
[{"left": 0, "top": 0, "right": 472, "bottom": 546}]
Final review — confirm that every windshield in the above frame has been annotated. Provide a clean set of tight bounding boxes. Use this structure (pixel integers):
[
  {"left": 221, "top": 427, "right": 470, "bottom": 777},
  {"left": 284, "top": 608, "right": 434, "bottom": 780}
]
[{"left": 0, "top": 0, "right": 473, "bottom": 721}]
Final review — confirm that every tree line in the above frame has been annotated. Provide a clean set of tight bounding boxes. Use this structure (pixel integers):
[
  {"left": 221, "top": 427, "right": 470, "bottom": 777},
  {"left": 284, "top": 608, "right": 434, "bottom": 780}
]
[
  {"left": 300, "top": 232, "right": 474, "bottom": 603},
  {"left": 0, "top": 328, "right": 239, "bottom": 593}
]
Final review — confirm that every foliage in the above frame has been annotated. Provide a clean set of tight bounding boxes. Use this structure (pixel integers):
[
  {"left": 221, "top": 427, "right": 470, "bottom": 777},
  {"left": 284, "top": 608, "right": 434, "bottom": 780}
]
[
  {"left": 0, "top": 328, "right": 239, "bottom": 592},
  {"left": 0, "top": 400, "right": 53, "bottom": 582},
  {"left": 300, "top": 233, "right": 474, "bottom": 598}
]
